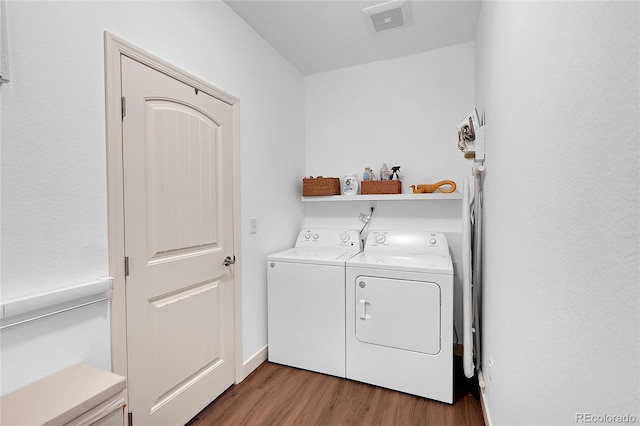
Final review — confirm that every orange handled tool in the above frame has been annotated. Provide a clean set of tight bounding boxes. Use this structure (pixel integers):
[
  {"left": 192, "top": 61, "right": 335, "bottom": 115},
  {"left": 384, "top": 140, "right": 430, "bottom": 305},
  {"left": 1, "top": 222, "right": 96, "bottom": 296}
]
[{"left": 410, "top": 180, "right": 457, "bottom": 194}]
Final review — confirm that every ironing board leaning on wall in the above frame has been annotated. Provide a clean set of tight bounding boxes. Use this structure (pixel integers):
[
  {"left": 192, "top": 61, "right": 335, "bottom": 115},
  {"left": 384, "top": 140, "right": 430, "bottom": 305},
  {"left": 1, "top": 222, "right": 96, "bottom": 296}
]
[{"left": 457, "top": 109, "right": 485, "bottom": 380}]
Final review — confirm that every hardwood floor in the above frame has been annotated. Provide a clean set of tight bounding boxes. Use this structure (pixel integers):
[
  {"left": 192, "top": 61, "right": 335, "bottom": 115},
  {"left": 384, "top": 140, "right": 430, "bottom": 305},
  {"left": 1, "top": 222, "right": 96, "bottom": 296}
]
[{"left": 186, "top": 361, "right": 484, "bottom": 426}]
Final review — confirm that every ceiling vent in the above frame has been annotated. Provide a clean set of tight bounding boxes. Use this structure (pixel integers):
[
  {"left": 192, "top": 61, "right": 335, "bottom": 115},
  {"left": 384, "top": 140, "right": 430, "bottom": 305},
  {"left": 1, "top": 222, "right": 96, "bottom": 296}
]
[{"left": 362, "top": 0, "right": 412, "bottom": 33}]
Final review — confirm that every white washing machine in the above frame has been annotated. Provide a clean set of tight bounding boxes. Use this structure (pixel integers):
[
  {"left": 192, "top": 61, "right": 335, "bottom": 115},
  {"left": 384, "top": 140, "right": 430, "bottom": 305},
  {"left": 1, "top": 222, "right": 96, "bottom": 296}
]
[
  {"left": 267, "top": 228, "right": 362, "bottom": 377},
  {"left": 345, "top": 230, "right": 454, "bottom": 403}
]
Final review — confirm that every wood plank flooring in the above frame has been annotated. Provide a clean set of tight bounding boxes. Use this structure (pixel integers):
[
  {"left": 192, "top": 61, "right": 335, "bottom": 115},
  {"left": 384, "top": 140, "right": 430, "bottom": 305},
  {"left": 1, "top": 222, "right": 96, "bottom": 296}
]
[{"left": 186, "top": 361, "right": 484, "bottom": 426}]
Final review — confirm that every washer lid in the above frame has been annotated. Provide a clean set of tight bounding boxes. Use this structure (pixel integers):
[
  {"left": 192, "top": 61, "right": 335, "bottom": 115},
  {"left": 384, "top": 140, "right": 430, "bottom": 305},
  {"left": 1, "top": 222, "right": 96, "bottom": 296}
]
[
  {"left": 347, "top": 252, "right": 453, "bottom": 274},
  {"left": 268, "top": 247, "right": 361, "bottom": 266}
]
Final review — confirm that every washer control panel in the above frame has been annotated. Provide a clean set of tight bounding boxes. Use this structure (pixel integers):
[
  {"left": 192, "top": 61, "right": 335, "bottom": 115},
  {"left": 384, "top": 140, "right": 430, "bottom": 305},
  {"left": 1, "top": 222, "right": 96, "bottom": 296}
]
[
  {"left": 295, "top": 229, "right": 362, "bottom": 249},
  {"left": 375, "top": 233, "right": 387, "bottom": 244},
  {"left": 365, "top": 231, "right": 449, "bottom": 256}
]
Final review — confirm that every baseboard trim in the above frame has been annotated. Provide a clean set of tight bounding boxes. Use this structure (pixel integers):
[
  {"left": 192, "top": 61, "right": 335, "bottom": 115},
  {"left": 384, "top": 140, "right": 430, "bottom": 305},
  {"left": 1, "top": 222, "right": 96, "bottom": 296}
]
[
  {"left": 479, "top": 381, "right": 493, "bottom": 426},
  {"left": 236, "top": 345, "right": 268, "bottom": 384}
]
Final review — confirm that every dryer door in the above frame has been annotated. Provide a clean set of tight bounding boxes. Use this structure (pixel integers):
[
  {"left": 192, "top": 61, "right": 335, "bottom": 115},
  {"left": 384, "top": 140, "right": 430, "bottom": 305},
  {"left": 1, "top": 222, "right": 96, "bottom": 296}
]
[{"left": 355, "top": 276, "right": 441, "bottom": 355}]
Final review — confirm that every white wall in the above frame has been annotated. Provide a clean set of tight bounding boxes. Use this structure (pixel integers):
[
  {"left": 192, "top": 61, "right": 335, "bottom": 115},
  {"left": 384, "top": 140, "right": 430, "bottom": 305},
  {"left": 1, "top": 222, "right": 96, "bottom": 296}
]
[
  {"left": 0, "top": 0, "right": 304, "bottom": 395},
  {"left": 305, "top": 42, "right": 475, "bottom": 190},
  {"left": 475, "top": 1, "right": 639, "bottom": 424},
  {"left": 304, "top": 42, "right": 475, "bottom": 342}
]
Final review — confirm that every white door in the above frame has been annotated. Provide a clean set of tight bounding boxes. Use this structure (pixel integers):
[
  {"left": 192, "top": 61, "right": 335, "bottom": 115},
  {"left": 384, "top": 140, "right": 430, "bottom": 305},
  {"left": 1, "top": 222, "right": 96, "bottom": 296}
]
[{"left": 121, "top": 55, "right": 235, "bottom": 426}]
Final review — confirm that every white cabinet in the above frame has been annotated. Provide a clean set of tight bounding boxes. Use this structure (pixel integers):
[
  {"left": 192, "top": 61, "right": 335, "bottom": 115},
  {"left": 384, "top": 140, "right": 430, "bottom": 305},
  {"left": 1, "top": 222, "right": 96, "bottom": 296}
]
[{"left": 0, "top": 364, "right": 126, "bottom": 426}]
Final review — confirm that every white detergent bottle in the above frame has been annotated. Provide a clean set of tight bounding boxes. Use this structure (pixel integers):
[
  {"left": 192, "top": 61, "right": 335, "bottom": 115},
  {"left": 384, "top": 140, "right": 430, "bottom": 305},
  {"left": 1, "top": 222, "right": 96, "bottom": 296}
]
[{"left": 343, "top": 174, "right": 358, "bottom": 195}]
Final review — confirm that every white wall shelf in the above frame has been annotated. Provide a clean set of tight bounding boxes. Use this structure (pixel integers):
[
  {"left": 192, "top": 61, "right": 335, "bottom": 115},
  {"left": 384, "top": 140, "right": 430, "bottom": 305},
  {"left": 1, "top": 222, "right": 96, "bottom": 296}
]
[{"left": 301, "top": 192, "right": 462, "bottom": 202}]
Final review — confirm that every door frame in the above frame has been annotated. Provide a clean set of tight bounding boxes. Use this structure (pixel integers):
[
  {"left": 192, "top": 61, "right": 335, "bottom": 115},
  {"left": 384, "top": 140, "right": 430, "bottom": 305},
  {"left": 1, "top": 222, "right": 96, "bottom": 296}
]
[{"left": 103, "top": 31, "right": 243, "bottom": 401}]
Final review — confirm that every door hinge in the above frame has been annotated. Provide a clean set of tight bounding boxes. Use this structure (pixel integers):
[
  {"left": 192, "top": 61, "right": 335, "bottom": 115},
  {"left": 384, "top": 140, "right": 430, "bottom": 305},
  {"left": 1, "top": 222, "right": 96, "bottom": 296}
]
[
  {"left": 128, "top": 411, "right": 133, "bottom": 426},
  {"left": 121, "top": 96, "right": 127, "bottom": 119},
  {"left": 124, "top": 257, "right": 130, "bottom": 276}
]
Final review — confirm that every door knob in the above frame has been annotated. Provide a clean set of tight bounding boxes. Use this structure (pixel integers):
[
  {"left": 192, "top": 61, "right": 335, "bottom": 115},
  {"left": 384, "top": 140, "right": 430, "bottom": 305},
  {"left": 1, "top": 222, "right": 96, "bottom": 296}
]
[{"left": 223, "top": 255, "right": 236, "bottom": 266}]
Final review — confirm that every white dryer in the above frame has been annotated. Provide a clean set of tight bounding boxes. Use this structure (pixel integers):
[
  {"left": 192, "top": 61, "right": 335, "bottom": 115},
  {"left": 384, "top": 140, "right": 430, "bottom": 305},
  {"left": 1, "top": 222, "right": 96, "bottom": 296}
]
[
  {"left": 267, "top": 229, "right": 362, "bottom": 377},
  {"left": 345, "top": 230, "right": 454, "bottom": 403}
]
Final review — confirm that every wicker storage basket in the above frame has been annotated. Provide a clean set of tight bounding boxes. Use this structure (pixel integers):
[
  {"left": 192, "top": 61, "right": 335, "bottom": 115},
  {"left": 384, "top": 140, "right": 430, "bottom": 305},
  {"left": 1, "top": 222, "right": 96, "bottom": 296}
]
[
  {"left": 302, "top": 177, "right": 341, "bottom": 196},
  {"left": 360, "top": 180, "right": 402, "bottom": 195}
]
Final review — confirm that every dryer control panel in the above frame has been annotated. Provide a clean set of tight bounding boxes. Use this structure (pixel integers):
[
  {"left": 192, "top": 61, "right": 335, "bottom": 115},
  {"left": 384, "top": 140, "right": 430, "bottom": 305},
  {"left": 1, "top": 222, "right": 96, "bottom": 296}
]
[
  {"left": 365, "top": 231, "right": 449, "bottom": 256},
  {"left": 295, "top": 229, "right": 362, "bottom": 249}
]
